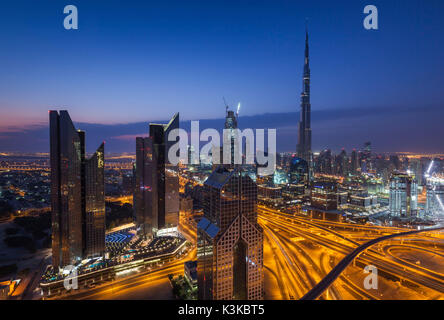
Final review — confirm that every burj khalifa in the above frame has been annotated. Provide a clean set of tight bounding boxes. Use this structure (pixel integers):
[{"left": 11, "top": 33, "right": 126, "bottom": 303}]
[{"left": 297, "top": 29, "right": 312, "bottom": 170}]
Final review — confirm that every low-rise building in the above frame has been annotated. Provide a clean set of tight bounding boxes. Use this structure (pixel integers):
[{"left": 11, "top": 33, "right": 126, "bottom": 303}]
[{"left": 184, "top": 260, "right": 197, "bottom": 289}]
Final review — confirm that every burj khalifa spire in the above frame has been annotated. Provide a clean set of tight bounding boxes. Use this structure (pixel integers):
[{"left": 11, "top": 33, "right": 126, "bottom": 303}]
[{"left": 297, "top": 27, "right": 312, "bottom": 170}]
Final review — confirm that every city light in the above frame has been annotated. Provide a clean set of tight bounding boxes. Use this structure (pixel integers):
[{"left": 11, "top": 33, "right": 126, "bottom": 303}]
[{"left": 0, "top": 1, "right": 443, "bottom": 308}]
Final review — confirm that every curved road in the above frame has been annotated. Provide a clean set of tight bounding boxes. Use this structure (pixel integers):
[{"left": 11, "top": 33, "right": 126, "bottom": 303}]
[{"left": 301, "top": 226, "right": 444, "bottom": 300}]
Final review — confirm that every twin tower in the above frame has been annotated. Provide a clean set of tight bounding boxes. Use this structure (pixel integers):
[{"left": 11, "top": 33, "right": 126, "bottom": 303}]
[
  {"left": 49, "top": 110, "right": 180, "bottom": 269},
  {"left": 49, "top": 111, "right": 105, "bottom": 269}
]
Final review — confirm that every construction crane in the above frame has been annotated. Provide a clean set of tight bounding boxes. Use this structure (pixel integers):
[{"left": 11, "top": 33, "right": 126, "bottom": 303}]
[
  {"left": 222, "top": 97, "right": 241, "bottom": 118},
  {"left": 425, "top": 160, "right": 434, "bottom": 178},
  {"left": 223, "top": 97, "right": 229, "bottom": 116}
]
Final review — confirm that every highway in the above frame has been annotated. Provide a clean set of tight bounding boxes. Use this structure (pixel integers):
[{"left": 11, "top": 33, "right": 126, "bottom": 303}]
[
  {"left": 48, "top": 210, "right": 198, "bottom": 300},
  {"left": 55, "top": 247, "right": 196, "bottom": 300},
  {"left": 301, "top": 225, "right": 444, "bottom": 300},
  {"left": 258, "top": 206, "right": 444, "bottom": 300},
  {"left": 51, "top": 204, "right": 444, "bottom": 300}
]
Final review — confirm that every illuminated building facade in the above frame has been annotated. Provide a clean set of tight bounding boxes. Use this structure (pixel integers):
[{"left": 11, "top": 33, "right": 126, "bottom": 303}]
[
  {"left": 197, "top": 166, "right": 264, "bottom": 300},
  {"left": 134, "top": 113, "right": 180, "bottom": 237},
  {"left": 409, "top": 158, "right": 424, "bottom": 186},
  {"left": 288, "top": 157, "right": 308, "bottom": 185},
  {"left": 257, "top": 184, "right": 283, "bottom": 206},
  {"left": 348, "top": 193, "right": 378, "bottom": 211},
  {"left": 303, "top": 181, "right": 345, "bottom": 222},
  {"left": 50, "top": 110, "right": 105, "bottom": 268},
  {"left": 425, "top": 176, "right": 444, "bottom": 217},
  {"left": 389, "top": 172, "right": 418, "bottom": 218},
  {"left": 310, "top": 181, "right": 338, "bottom": 211},
  {"left": 256, "top": 151, "right": 274, "bottom": 185}
]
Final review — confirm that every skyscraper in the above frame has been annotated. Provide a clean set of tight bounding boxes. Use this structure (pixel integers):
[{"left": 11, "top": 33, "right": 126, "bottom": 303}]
[
  {"left": 389, "top": 172, "right": 418, "bottom": 218},
  {"left": 197, "top": 166, "right": 264, "bottom": 300},
  {"left": 351, "top": 149, "right": 359, "bottom": 175},
  {"left": 134, "top": 137, "right": 154, "bottom": 236},
  {"left": 316, "top": 149, "right": 333, "bottom": 174},
  {"left": 425, "top": 176, "right": 444, "bottom": 218},
  {"left": 134, "top": 113, "right": 180, "bottom": 237},
  {"left": 211, "top": 105, "right": 240, "bottom": 170},
  {"left": 50, "top": 110, "right": 105, "bottom": 269},
  {"left": 360, "top": 142, "right": 372, "bottom": 173},
  {"left": 223, "top": 106, "right": 239, "bottom": 167},
  {"left": 335, "top": 149, "right": 348, "bottom": 177},
  {"left": 297, "top": 29, "right": 312, "bottom": 170},
  {"left": 83, "top": 143, "right": 106, "bottom": 259},
  {"left": 50, "top": 111, "right": 82, "bottom": 268}
]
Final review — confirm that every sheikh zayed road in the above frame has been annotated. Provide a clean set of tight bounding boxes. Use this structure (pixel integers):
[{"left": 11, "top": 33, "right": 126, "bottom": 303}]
[{"left": 42, "top": 203, "right": 444, "bottom": 300}]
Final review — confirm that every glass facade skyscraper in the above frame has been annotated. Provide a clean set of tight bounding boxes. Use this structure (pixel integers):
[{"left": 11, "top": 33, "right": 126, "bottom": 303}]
[
  {"left": 289, "top": 157, "right": 309, "bottom": 185},
  {"left": 425, "top": 176, "right": 444, "bottom": 218},
  {"left": 50, "top": 110, "right": 105, "bottom": 269},
  {"left": 197, "top": 166, "right": 264, "bottom": 300},
  {"left": 134, "top": 113, "right": 179, "bottom": 237},
  {"left": 389, "top": 172, "right": 418, "bottom": 218},
  {"left": 84, "top": 143, "right": 106, "bottom": 258},
  {"left": 224, "top": 108, "right": 238, "bottom": 167},
  {"left": 50, "top": 111, "right": 83, "bottom": 268},
  {"left": 134, "top": 137, "right": 154, "bottom": 236}
]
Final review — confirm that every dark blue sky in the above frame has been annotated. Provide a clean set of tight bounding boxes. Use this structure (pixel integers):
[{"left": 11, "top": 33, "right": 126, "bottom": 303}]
[{"left": 0, "top": 0, "right": 443, "bottom": 153}]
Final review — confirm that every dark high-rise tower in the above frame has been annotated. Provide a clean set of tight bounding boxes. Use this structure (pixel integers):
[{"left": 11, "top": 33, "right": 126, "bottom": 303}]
[
  {"left": 134, "top": 137, "right": 154, "bottom": 236},
  {"left": 351, "top": 149, "right": 359, "bottom": 175},
  {"left": 224, "top": 106, "right": 239, "bottom": 167},
  {"left": 134, "top": 113, "right": 180, "bottom": 237},
  {"left": 297, "top": 29, "right": 312, "bottom": 169},
  {"left": 83, "top": 143, "right": 106, "bottom": 259},
  {"left": 211, "top": 105, "right": 239, "bottom": 170},
  {"left": 50, "top": 111, "right": 83, "bottom": 268},
  {"left": 50, "top": 110, "right": 105, "bottom": 269}
]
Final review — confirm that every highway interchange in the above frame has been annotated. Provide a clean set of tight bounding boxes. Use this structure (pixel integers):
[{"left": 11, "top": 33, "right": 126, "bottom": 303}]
[{"left": 50, "top": 205, "right": 444, "bottom": 300}]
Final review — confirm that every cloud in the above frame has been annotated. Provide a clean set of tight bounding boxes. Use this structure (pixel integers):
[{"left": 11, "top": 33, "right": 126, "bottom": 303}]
[
  {"left": 111, "top": 133, "right": 149, "bottom": 141},
  {"left": 0, "top": 122, "right": 47, "bottom": 133},
  {"left": 0, "top": 105, "right": 443, "bottom": 154}
]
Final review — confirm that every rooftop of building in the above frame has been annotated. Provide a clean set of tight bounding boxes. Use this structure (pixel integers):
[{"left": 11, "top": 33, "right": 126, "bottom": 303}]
[
  {"left": 302, "top": 205, "right": 346, "bottom": 216},
  {"left": 197, "top": 217, "right": 219, "bottom": 239},
  {"left": 184, "top": 260, "right": 197, "bottom": 270},
  {"left": 312, "top": 181, "right": 337, "bottom": 190}
]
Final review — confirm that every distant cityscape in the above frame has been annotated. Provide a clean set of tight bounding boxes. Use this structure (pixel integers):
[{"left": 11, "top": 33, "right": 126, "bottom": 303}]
[{"left": 1, "top": 26, "right": 443, "bottom": 302}]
